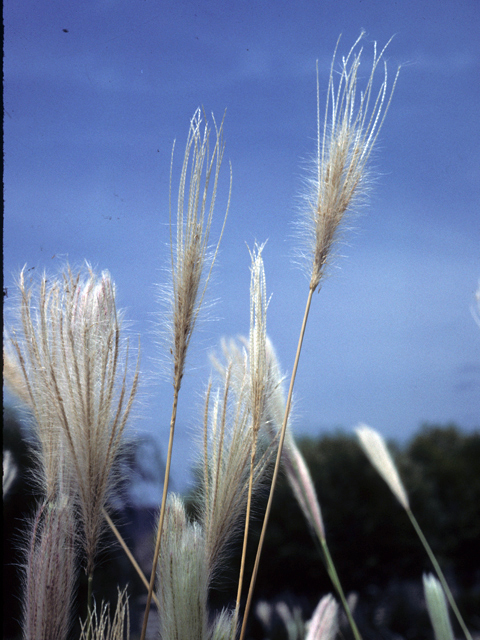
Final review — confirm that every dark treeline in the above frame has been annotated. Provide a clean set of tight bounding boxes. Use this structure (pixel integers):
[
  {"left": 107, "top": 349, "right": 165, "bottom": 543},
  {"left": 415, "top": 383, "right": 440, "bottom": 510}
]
[
  {"left": 196, "top": 424, "right": 480, "bottom": 639},
  {"left": 4, "top": 406, "right": 480, "bottom": 639}
]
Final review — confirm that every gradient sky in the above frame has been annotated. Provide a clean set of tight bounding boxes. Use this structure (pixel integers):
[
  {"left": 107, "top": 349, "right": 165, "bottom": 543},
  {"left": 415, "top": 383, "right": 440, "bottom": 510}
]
[{"left": 4, "top": 0, "right": 480, "bottom": 495}]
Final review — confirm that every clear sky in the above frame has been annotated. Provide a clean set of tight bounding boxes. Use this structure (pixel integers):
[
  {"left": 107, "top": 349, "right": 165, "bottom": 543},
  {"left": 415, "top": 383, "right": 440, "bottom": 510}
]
[{"left": 4, "top": 0, "right": 480, "bottom": 495}]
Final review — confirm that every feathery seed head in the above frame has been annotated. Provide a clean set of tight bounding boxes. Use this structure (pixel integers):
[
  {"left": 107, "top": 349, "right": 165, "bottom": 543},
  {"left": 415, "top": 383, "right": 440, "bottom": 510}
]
[
  {"left": 209, "top": 609, "right": 238, "bottom": 640},
  {"left": 423, "top": 574, "right": 455, "bottom": 640},
  {"left": 356, "top": 424, "right": 409, "bottom": 509},
  {"left": 5, "top": 264, "right": 139, "bottom": 575},
  {"left": 305, "top": 32, "right": 399, "bottom": 291},
  {"left": 156, "top": 494, "right": 209, "bottom": 640},
  {"left": 248, "top": 242, "right": 269, "bottom": 434},
  {"left": 213, "top": 335, "right": 326, "bottom": 541},
  {"left": 305, "top": 594, "right": 339, "bottom": 640},
  {"left": 23, "top": 498, "right": 77, "bottom": 640},
  {"left": 199, "top": 350, "right": 275, "bottom": 578},
  {"left": 169, "top": 108, "right": 231, "bottom": 384}
]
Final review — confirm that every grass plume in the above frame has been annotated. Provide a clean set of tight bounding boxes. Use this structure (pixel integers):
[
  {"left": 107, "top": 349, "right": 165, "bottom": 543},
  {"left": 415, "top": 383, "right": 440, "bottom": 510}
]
[
  {"left": 241, "top": 33, "right": 399, "bottom": 639},
  {"left": 5, "top": 265, "right": 139, "bottom": 614},
  {"left": 423, "top": 574, "right": 455, "bottom": 640},
  {"left": 23, "top": 498, "right": 77, "bottom": 640},
  {"left": 140, "top": 108, "right": 231, "bottom": 640}
]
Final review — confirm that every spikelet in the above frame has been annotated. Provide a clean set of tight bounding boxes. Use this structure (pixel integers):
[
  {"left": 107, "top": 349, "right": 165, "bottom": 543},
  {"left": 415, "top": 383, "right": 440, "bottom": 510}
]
[
  {"left": 423, "top": 574, "right": 455, "bottom": 640},
  {"left": 306, "top": 594, "right": 339, "bottom": 640},
  {"left": 303, "top": 32, "right": 399, "bottom": 292},
  {"left": 356, "top": 424, "right": 409, "bottom": 509}
]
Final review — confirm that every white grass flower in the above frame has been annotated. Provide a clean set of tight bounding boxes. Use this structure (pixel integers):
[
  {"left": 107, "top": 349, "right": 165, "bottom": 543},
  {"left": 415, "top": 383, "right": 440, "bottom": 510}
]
[
  {"left": 156, "top": 494, "right": 209, "bottom": 640},
  {"left": 199, "top": 367, "right": 272, "bottom": 578},
  {"left": 23, "top": 498, "right": 77, "bottom": 640},
  {"left": 248, "top": 242, "right": 269, "bottom": 436},
  {"left": 209, "top": 609, "right": 237, "bottom": 640},
  {"left": 356, "top": 424, "right": 409, "bottom": 510},
  {"left": 168, "top": 107, "right": 230, "bottom": 385},
  {"left": 305, "top": 594, "right": 339, "bottom": 640},
  {"left": 5, "top": 265, "right": 139, "bottom": 579},
  {"left": 304, "top": 32, "right": 400, "bottom": 292},
  {"left": 423, "top": 574, "right": 455, "bottom": 640}
]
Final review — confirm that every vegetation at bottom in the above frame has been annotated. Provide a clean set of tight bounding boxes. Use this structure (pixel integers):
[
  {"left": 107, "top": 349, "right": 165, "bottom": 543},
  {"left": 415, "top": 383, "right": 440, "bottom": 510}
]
[
  {"left": 3, "top": 34, "right": 478, "bottom": 640},
  {"left": 4, "top": 407, "right": 479, "bottom": 639}
]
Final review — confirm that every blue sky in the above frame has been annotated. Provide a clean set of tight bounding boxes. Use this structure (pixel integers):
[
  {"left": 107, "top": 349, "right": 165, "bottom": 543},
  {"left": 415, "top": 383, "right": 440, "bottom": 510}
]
[{"left": 4, "top": 0, "right": 480, "bottom": 494}]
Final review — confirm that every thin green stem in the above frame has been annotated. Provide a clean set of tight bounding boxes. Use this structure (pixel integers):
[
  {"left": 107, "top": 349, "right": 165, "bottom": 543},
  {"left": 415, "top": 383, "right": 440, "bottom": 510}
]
[
  {"left": 139, "top": 381, "right": 180, "bottom": 640},
  {"left": 320, "top": 539, "right": 363, "bottom": 640},
  {"left": 407, "top": 509, "right": 472, "bottom": 640}
]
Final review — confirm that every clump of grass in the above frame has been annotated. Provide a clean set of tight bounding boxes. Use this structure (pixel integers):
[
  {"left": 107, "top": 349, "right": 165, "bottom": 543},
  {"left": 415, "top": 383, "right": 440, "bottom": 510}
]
[
  {"left": 5, "top": 265, "right": 139, "bottom": 626},
  {"left": 4, "top": 32, "right": 473, "bottom": 640},
  {"left": 140, "top": 107, "right": 231, "bottom": 640}
]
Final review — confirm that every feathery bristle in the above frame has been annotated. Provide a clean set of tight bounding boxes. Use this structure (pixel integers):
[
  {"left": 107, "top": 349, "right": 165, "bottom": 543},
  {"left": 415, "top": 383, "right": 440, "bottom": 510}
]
[
  {"left": 304, "top": 33, "right": 399, "bottom": 291},
  {"left": 6, "top": 265, "right": 139, "bottom": 575},
  {"left": 23, "top": 498, "right": 77, "bottom": 640},
  {"left": 169, "top": 108, "right": 231, "bottom": 385}
]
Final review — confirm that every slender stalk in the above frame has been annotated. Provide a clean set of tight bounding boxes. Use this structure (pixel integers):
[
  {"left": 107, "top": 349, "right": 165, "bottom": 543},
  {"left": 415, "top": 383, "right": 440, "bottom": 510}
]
[
  {"left": 139, "top": 381, "right": 180, "bottom": 640},
  {"left": 407, "top": 509, "right": 472, "bottom": 640},
  {"left": 232, "top": 437, "right": 258, "bottom": 636},
  {"left": 320, "top": 539, "right": 362, "bottom": 640},
  {"left": 103, "top": 508, "right": 160, "bottom": 609},
  {"left": 240, "top": 286, "right": 361, "bottom": 640},
  {"left": 239, "top": 287, "right": 314, "bottom": 640},
  {"left": 86, "top": 572, "right": 94, "bottom": 640}
]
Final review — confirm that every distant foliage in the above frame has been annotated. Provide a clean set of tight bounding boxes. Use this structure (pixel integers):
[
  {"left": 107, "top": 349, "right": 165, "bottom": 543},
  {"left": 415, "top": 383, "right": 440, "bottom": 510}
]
[{"left": 229, "top": 425, "right": 480, "bottom": 629}]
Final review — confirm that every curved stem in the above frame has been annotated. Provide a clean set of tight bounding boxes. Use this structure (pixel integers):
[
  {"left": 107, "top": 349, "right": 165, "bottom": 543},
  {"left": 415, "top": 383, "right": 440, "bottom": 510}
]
[
  {"left": 407, "top": 509, "right": 472, "bottom": 640},
  {"left": 103, "top": 508, "right": 160, "bottom": 609}
]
